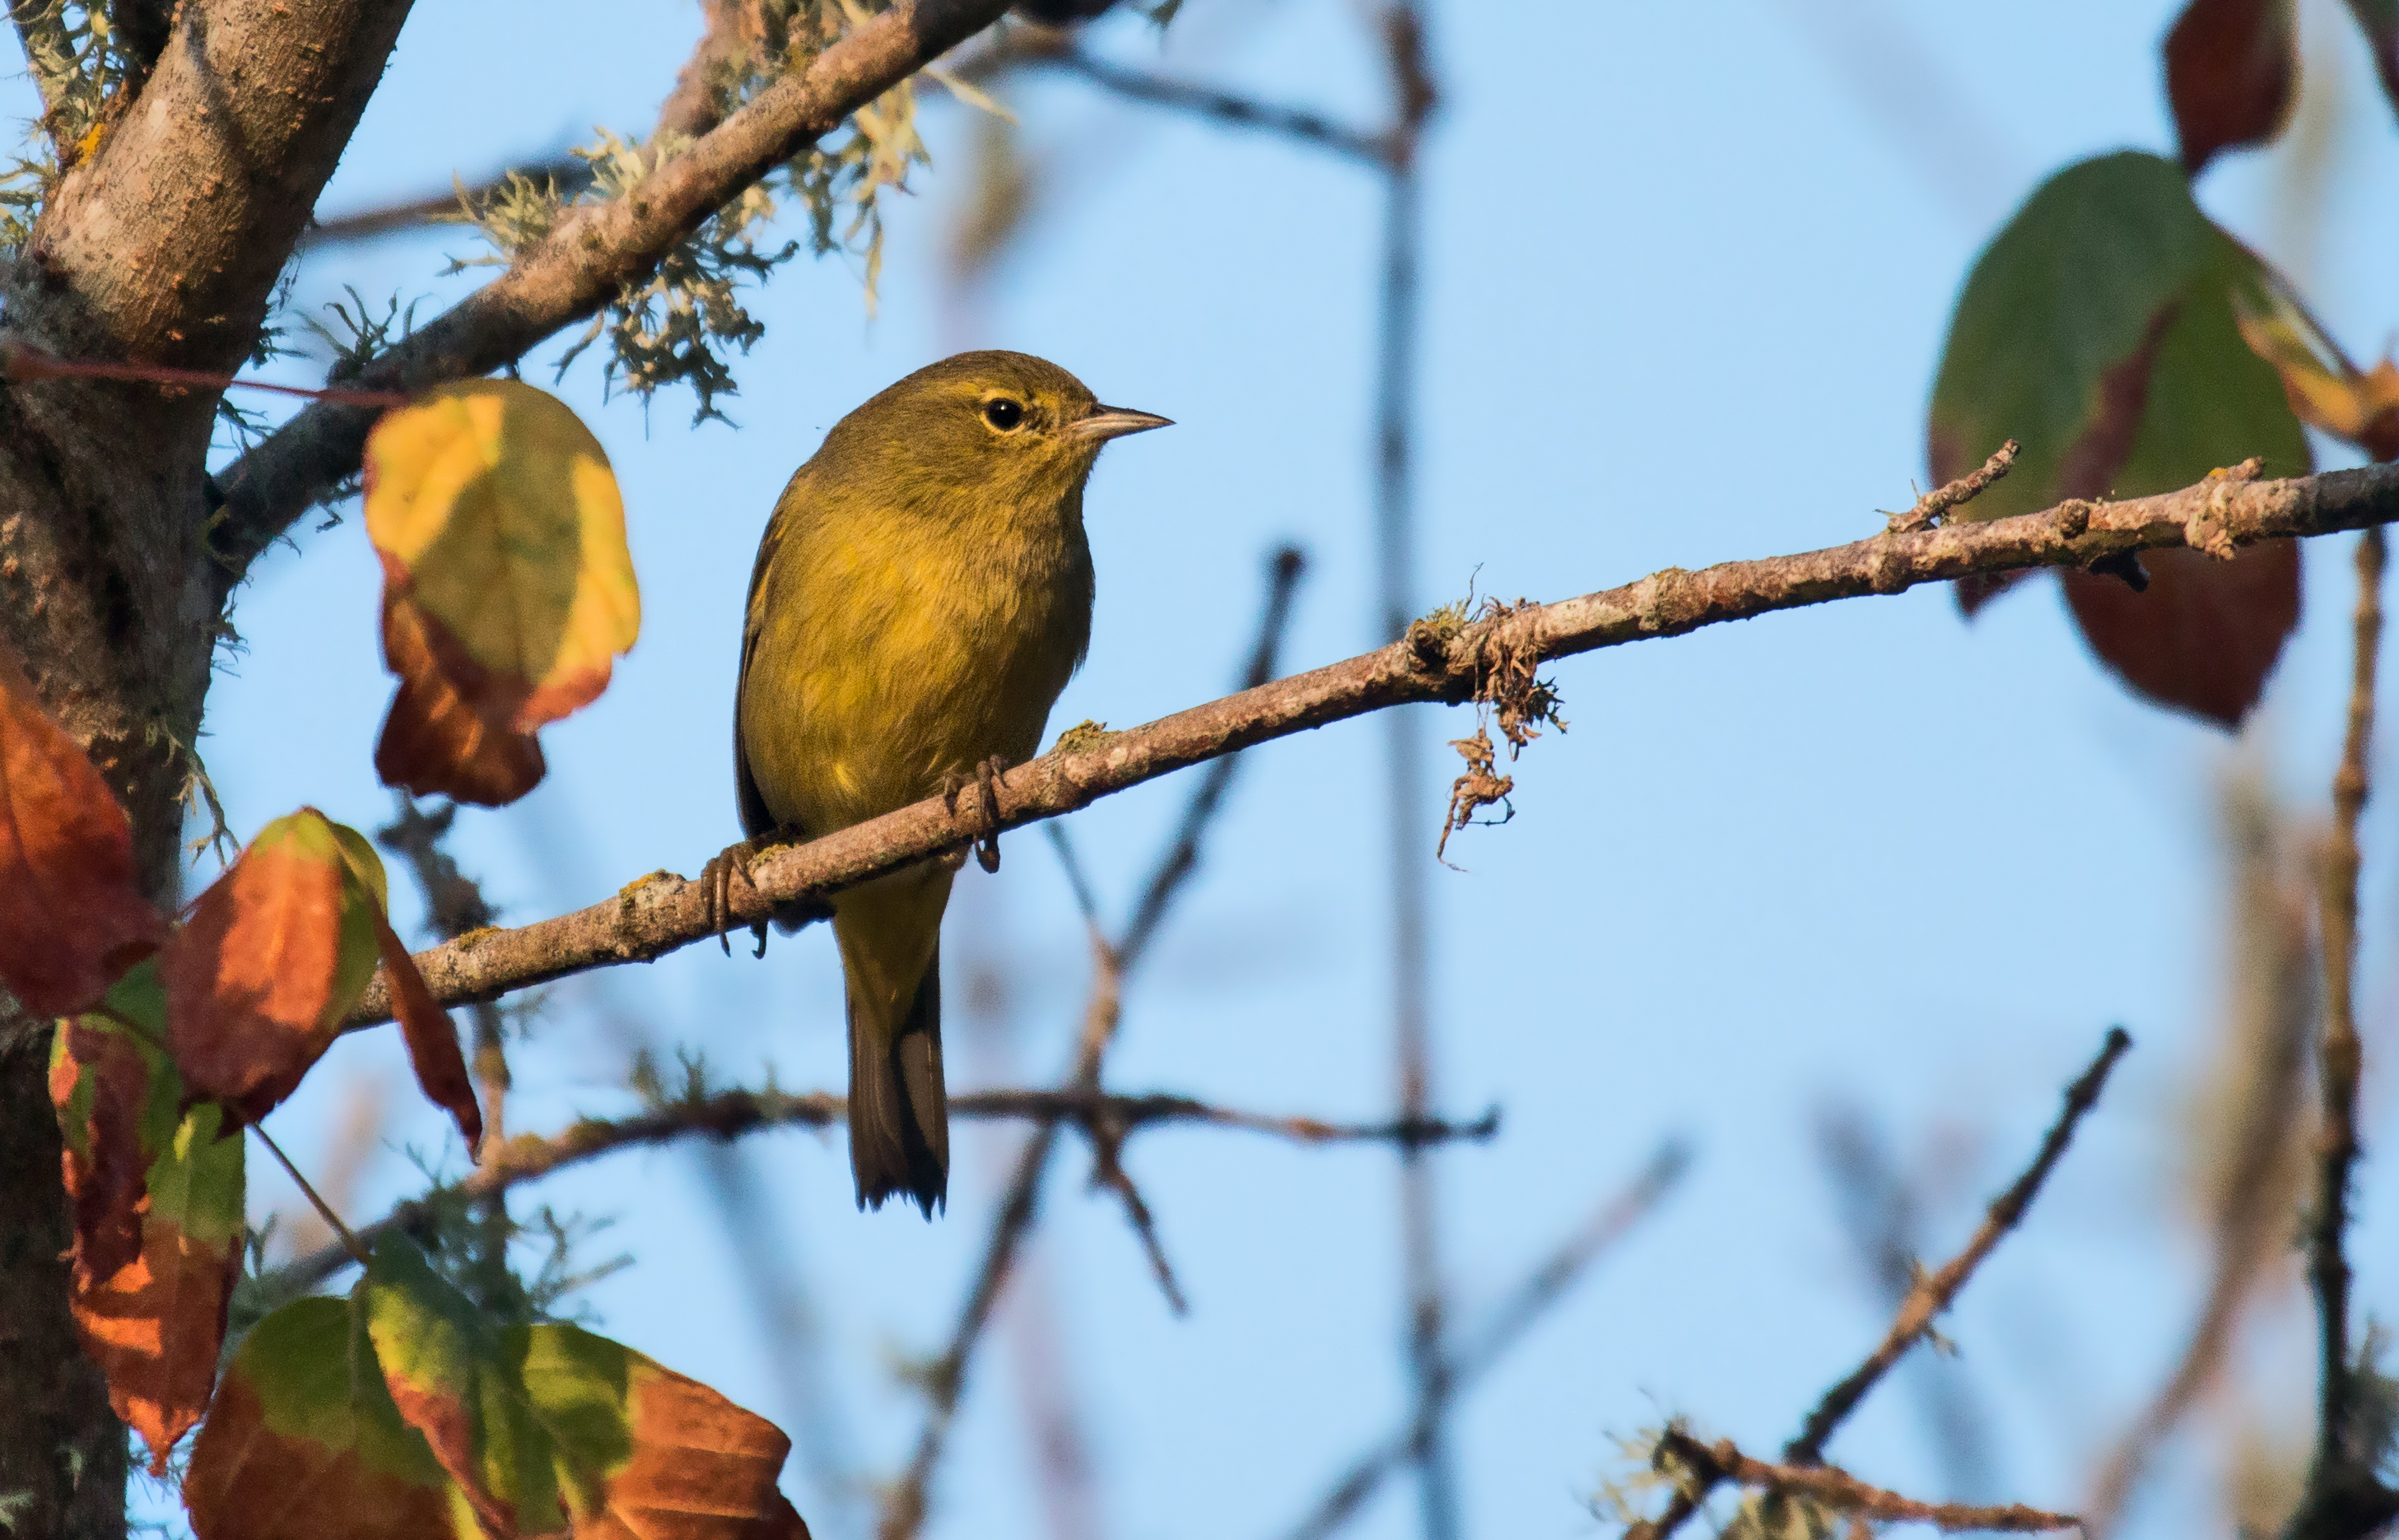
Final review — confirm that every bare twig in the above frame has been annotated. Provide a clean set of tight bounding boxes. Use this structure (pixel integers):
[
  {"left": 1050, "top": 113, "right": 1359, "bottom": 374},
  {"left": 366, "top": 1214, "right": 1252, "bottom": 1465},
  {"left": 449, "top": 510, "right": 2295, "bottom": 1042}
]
[
  {"left": 1366, "top": 9, "right": 1451, "bottom": 1537},
  {"left": 2284, "top": 526, "right": 2398, "bottom": 1540},
  {"left": 1887, "top": 439, "right": 2019, "bottom": 534},
  {"left": 880, "top": 550, "right": 1311, "bottom": 1540},
  {"left": 1626, "top": 1029, "right": 2132, "bottom": 1540},
  {"left": 1033, "top": 45, "right": 1387, "bottom": 165},
  {"left": 300, "top": 157, "right": 593, "bottom": 248},
  {"left": 1814, "top": 1105, "right": 1997, "bottom": 1501},
  {"left": 1277, "top": 1141, "right": 1691, "bottom": 1540},
  {"left": 335, "top": 463, "right": 2399, "bottom": 1031},
  {"left": 263, "top": 1081, "right": 1494, "bottom": 1300},
  {"left": 1655, "top": 1430, "right": 2080, "bottom": 1533}
]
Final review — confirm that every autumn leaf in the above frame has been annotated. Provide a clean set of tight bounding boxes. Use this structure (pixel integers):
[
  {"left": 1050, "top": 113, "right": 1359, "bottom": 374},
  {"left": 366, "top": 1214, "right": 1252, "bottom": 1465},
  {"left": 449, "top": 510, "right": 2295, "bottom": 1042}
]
[
  {"left": 361, "top": 1235, "right": 808, "bottom": 1540},
  {"left": 50, "top": 966, "right": 245, "bottom": 1472},
  {"left": 0, "top": 642, "right": 167, "bottom": 1013},
  {"left": 2230, "top": 263, "right": 2399, "bottom": 462},
  {"left": 1929, "top": 151, "right": 2310, "bottom": 726},
  {"left": 366, "top": 380, "right": 640, "bottom": 807},
  {"left": 2164, "top": 0, "right": 2299, "bottom": 175},
  {"left": 184, "top": 1297, "right": 459, "bottom": 1540},
  {"left": 161, "top": 808, "right": 480, "bottom": 1152}
]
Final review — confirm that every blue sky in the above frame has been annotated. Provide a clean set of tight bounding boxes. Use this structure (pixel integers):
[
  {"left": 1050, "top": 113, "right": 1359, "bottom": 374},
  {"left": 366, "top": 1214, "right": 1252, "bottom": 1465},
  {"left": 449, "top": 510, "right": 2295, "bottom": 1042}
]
[{"left": 16, "top": 0, "right": 2399, "bottom": 1535}]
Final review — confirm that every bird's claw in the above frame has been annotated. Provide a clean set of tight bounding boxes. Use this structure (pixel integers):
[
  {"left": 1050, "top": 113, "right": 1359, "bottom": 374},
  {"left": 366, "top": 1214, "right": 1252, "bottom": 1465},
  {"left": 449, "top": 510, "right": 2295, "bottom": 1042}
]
[
  {"left": 699, "top": 839, "right": 770, "bottom": 958},
  {"left": 941, "top": 756, "right": 1009, "bottom": 873}
]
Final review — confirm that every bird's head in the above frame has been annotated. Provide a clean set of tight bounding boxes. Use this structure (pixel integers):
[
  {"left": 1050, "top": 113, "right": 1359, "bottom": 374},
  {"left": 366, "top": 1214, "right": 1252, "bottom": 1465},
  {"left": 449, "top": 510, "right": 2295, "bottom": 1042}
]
[{"left": 822, "top": 350, "right": 1171, "bottom": 514}]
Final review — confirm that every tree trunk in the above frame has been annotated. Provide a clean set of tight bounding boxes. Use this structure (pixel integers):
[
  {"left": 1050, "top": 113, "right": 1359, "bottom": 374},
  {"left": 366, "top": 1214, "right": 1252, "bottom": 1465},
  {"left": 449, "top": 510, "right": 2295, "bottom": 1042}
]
[{"left": 0, "top": 374, "right": 219, "bottom": 1538}]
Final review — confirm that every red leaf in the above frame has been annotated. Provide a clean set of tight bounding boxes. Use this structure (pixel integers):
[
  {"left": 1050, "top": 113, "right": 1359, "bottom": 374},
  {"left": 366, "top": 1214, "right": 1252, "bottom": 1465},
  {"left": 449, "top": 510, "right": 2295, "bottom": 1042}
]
[
  {"left": 2061, "top": 540, "right": 2301, "bottom": 726},
  {"left": 0, "top": 644, "right": 166, "bottom": 1013},
  {"left": 162, "top": 829, "right": 346, "bottom": 1127},
  {"left": 2166, "top": 0, "right": 2299, "bottom": 175},
  {"left": 374, "top": 906, "right": 482, "bottom": 1156},
  {"left": 374, "top": 590, "right": 546, "bottom": 807}
]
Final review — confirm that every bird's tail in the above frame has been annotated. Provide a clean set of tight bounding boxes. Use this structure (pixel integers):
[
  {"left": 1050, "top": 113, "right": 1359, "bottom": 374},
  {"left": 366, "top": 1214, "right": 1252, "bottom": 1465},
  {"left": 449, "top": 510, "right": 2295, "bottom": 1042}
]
[{"left": 846, "top": 944, "right": 949, "bottom": 1217}]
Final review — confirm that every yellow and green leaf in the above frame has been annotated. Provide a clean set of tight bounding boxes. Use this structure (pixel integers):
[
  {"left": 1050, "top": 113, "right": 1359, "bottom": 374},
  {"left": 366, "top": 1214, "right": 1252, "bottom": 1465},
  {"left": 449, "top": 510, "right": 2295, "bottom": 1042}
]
[
  {"left": 361, "top": 1236, "right": 808, "bottom": 1540},
  {"left": 365, "top": 381, "right": 640, "bottom": 807}
]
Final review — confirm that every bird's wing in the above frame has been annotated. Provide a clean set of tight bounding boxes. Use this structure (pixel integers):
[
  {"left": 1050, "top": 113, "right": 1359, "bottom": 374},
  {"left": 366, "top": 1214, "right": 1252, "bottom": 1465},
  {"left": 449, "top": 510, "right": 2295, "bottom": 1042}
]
[{"left": 734, "top": 505, "right": 797, "bottom": 844}]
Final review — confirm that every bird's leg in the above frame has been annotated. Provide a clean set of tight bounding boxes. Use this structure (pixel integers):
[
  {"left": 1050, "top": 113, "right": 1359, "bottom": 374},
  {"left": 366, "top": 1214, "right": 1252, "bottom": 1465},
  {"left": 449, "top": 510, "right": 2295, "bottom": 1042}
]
[
  {"left": 698, "top": 837, "right": 772, "bottom": 958},
  {"left": 940, "top": 757, "right": 1010, "bottom": 873},
  {"left": 974, "top": 754, "right": 1008, "bottom": 872}
]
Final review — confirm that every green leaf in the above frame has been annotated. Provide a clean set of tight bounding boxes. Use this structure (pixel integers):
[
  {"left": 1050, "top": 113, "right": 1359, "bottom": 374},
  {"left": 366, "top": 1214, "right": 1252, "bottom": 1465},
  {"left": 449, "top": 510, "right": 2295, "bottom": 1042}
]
[
  {"left": 1926, "top": 150, "right": 2311, "bottom": 725},
  {"left": 184, "top": 1297, "right": 460, "bottom": 1540},
  {"left": 361, "top": 1236, "right": 807, "bottom": 1540}
]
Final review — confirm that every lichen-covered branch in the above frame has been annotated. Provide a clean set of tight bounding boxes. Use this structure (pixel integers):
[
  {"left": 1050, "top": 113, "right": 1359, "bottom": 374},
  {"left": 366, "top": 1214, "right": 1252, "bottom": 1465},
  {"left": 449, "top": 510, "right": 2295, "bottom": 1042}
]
[
  {"left": 341, "top": 460, "right": 2399, "bottom": 1030},
  {"left": 212, "top": 0, "right": 1015, "bottom": 588}
]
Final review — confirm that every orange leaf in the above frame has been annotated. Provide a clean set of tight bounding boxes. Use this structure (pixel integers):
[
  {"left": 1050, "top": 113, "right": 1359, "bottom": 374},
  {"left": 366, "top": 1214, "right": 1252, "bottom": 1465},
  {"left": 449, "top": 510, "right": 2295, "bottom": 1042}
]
[
  {"left": 365, "top": 381, "right": 638, "bottom": 807},
  {"left": 162, "top": 815, "right": 352, "bottom": 1127},
  {"left": 186, "top": 1299, "right": 457, "bottom": 1540},
  {"left": 0, "top": 643, "right": 167, "bottom": 1012},
  {"left": 373, "top": 589, "right": 546, "bottom": 807},
  {"left": 75, "top": 1099, "right": 245, "bottom": 1470},
  {"left": 375, "top": 905, "right": 481, "bottom": 1157}
]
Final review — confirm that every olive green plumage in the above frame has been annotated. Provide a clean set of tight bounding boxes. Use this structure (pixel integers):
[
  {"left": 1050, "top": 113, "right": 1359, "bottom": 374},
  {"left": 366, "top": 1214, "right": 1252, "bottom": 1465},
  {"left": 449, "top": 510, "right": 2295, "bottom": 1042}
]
[{"left": 733, "top": 350, "right": 1167, "bottom": 1216}]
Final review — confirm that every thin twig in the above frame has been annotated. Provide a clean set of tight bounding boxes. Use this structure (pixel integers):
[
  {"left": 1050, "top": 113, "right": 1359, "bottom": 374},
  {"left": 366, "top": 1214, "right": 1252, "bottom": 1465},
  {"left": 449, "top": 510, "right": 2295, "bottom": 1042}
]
[
  {"left": 1035, "top": 46, "right": 1388, "bottom": 165},
  {"left": 1367, "top": 8, "right": 1451, "bottom": 1538},
  {"left": 2285, "top": 525, "right": 2397, "bottom": 1540},
  {"left": 335, "top": 463, "right": 2399, "bottom": 1032},
  {"left": 300, "top": 157, "right": 594, "bottom": 248},
  {"left": 1276, "top": 1141, "right": 1690, "bottom": 1540},
  {"left": 1887, "top": 440, "right": 2019, "bottom": 535},
  {"left": 1626, "top": 1028, "right": 2132, "bottom": 1540},
  {"left": 1655, "top": 1430, "right": 2080, "bottom": 1533},
  {"left": 251, "top": 1124, "right": 366, "bottom": 1268},
  {"left": 879, "top": 549, "right": 1309, "bottom": 1540},
  {"left": 260, "top": 1083, "right": 1497, "bottom": 1299}
]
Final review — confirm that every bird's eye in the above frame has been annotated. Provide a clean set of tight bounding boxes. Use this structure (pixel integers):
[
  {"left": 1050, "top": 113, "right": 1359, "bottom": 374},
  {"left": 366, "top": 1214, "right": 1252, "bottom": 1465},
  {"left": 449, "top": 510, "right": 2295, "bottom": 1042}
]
[{"left": 983, "top": 398, "right": 1026, "bottom": 431}]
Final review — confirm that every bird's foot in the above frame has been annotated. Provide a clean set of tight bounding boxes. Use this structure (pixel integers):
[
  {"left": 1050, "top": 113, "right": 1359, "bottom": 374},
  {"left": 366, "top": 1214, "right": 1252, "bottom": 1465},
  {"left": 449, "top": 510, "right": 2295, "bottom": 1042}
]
[
  {"left": 941, "top": 756, "right": 1009, "bottom": 873},
  {"left": 699, "top": 837, "right": 771, "bottom": 958}
]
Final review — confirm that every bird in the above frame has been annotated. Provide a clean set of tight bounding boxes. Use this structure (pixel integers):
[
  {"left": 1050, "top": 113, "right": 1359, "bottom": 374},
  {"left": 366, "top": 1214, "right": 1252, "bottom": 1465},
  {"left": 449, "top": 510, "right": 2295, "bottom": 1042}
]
[{"left": 724, "top": 351, "right": 1169, "bottom": 1217}]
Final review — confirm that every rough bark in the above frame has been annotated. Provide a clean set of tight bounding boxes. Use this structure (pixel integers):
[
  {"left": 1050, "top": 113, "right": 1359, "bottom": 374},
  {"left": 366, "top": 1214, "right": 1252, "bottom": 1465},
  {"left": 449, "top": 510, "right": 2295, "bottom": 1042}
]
[{"left": 0, "top": 3, "right": 417, "bottom": 1530}]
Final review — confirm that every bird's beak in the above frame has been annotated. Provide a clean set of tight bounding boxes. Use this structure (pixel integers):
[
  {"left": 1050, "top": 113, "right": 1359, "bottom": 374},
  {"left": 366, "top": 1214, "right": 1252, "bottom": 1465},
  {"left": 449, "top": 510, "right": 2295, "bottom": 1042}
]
[{"left": 1072, "top": 405, "right": 1173, "bottom": 442}]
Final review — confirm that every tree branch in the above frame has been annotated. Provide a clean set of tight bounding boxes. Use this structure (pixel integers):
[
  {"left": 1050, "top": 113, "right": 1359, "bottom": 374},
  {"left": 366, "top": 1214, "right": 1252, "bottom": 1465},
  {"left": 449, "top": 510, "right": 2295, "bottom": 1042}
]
[
  {"left": 1653, "top": 1430, "right": 2080, "bottom": 1534},
  {"left": 263, "top": 1082, "right": 1493, "bottom": 1298},
  {"left": 338, "top": 461, "right": 2399, "bottom": 1030},
  {"left": 1625, "top": 1027, "right": 2131, "bottom": 1540},
  {"left": 2284, "top": 527, "right": 2399, "bottom": 1540},
  {"left": 210, "top": 0, "right": 1016, "bottom": 589},
  {"left": 1032, "top": 45, "right": 1388, "bottom": 164},
  {"left": 7, "top": 0, "right": 415, "bottom": 374}
]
